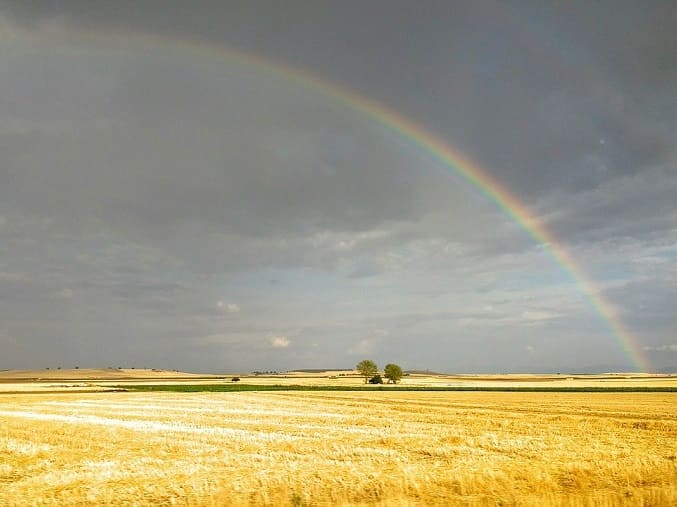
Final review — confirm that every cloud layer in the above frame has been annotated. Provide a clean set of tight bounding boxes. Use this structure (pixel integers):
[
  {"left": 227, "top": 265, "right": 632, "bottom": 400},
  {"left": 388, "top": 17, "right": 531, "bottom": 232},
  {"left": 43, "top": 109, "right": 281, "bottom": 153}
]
[{"left": 0, "top": 1, "right": 675, "bottom": 372}]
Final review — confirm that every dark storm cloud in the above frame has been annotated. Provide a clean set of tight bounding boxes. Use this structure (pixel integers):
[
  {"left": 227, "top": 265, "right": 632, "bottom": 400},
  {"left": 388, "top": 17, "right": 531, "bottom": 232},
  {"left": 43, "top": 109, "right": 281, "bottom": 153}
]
[
  {"left": 3, "top": 1, "right": 675, "bottom": 221},
  {"left": 0, "top": 47, "right": 453, "bottom": 239}
]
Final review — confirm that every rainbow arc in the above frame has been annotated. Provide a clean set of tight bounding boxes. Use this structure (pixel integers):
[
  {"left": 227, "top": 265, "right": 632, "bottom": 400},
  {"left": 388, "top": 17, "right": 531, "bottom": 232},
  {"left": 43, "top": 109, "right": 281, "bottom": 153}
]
[{"left": 42, "top": 29, "right": 649, "bottom": 371}]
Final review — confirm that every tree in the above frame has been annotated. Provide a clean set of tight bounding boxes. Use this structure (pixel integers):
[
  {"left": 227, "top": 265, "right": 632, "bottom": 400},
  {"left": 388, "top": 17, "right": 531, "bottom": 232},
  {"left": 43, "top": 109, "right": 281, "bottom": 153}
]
[
  {"left": 384, "top": 363, "right": 403, "bottom": 384},
  {"left": 356, "top": 359, "right": 378, "bottom": 383},
  {"left": 369, "top": 374, "right": 383, "bottom": 384}
]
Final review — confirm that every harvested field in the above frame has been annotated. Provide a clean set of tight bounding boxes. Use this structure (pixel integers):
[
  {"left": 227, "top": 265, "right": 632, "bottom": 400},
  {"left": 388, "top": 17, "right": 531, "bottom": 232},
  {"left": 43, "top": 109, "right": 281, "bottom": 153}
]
[{"left": 1, "top": 390, "right": 675, "bottom": 506}]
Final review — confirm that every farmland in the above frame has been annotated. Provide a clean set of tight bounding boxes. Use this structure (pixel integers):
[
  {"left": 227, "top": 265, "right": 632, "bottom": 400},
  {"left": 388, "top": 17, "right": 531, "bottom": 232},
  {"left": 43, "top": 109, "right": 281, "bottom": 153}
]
[{"left": 1, "top": 382, "right": 676, "bottom": 506}]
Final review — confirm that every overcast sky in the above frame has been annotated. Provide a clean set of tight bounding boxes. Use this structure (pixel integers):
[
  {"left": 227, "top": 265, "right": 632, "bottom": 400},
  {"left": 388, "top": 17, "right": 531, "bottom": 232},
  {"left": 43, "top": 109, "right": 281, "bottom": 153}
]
[{"left": 1, "top": 1, "right": 675, "bottom": 373}]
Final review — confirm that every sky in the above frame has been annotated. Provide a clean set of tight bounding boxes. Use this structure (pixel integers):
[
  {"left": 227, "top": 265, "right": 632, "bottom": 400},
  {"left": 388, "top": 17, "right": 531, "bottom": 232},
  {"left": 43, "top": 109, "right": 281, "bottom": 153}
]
[{"left": 0, "top": 1, "right": 675, "bottom": 373}]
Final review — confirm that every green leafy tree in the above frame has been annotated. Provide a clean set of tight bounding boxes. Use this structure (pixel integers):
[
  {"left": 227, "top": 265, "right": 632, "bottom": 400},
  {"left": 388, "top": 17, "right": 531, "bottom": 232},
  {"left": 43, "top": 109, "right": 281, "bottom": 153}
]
[
  {"left": 384, "top": 363, "right": 403, "bottom": 384},
  {"left": 356, "top": 359, "right": 378, "bottom": 383}
]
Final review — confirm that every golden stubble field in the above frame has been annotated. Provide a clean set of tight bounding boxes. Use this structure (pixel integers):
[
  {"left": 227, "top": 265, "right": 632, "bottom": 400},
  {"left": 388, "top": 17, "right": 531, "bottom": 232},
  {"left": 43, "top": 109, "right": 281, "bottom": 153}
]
[{"left": 1, "top": 389, "right": 676, "bottom": 506}]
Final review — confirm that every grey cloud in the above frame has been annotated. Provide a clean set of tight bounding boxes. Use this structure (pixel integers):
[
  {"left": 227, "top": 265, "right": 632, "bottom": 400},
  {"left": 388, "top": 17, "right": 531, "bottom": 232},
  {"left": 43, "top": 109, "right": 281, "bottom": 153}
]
[
  {"left": 1, "top": 42, "right": 477, "bottom": 245},
  {"left": 607, "top": 276, "right": 677, "bottom": 331},
  {"left": 539, "top": 165, "right": 677, "bottom": 246}
]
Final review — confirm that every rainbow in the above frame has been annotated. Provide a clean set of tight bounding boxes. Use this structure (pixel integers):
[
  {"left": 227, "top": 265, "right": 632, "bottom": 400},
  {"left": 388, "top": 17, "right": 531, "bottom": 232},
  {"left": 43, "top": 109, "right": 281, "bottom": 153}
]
[{"left": 52, "top": 29, "right": 650, "bottom": 371}]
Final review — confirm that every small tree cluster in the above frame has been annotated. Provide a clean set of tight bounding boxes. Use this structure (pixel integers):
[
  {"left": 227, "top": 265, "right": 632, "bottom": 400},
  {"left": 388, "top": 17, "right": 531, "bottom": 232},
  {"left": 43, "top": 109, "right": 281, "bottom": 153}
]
[
  {"left": 356, "top": 359, "right": 378, "bottom": 383},
  {"left": 384, "top": 363, "right": 403, "bottom": 384},
  {"left": 356, "top": 360, "right": 404, "bottom": 384}
]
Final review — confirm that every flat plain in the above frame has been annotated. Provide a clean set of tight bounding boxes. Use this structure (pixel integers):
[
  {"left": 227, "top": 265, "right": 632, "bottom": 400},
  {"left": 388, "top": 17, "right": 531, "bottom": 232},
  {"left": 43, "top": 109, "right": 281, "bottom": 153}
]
[{"left": 1, "top": 373, "right": 676, "bottom": 506}]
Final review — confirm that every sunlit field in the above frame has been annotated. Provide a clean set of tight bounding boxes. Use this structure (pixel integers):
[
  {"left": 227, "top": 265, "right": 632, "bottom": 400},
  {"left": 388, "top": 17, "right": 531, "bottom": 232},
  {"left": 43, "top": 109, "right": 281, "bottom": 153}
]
[{"left": 1, "top": 389, "right": 675, "bottom": 506}]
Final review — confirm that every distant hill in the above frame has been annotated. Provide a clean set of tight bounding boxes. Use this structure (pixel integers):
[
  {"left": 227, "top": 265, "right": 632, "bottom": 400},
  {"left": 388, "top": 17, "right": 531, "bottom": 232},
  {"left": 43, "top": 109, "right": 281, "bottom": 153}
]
[
  {"left": 290, "top": 369, "right": 354, "bottom": 373},
  {"left": 565, "top": 364, "right": 662, "bottom": 374},
  {"left": 0, "top": 368, "right": 220, "bottom": 381}
]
